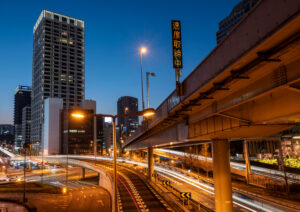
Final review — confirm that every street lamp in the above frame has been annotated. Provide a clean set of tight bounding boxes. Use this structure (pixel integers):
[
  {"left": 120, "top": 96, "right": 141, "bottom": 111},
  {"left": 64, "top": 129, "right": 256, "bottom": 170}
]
[
  {"left": 71, "top": 108, "right": 155, "bottom": 212},
  {"left": 62, "top": 112, "right": 86, "bottom": 194},
  {"left": 140, "top": 47, "right": 147, "bottom": 110},
  {"left": 146, "top": 72, "right": 156, "bottom": 108}
]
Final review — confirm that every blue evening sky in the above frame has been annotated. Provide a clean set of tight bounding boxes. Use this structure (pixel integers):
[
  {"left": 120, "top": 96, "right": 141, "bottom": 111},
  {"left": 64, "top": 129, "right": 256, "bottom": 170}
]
[{"left": 0, "top": 0, "right": 239, "bottom": 124}]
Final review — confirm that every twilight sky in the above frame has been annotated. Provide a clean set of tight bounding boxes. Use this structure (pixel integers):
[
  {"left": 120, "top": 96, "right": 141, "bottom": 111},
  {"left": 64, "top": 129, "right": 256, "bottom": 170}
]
[{"left": 0, "top": 0, "right": 240, "bottom": 124}]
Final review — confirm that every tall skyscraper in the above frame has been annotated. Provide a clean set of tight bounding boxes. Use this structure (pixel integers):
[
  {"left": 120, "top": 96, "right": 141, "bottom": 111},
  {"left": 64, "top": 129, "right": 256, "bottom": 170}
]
[
  {"left": 21, "top": 106, "right": 31, "bottom": 146},
  {"left": 31, "top": 10, "right": 85, "bottom": 143},
  {"left": 216, "top": 0, "right": 258, "bottom": 44},
  {"left": 14, "top": 85, "right": 31, "bottom": 146},
  {"left": 117, "top": 96, "right": 138, "bottom": 135}
]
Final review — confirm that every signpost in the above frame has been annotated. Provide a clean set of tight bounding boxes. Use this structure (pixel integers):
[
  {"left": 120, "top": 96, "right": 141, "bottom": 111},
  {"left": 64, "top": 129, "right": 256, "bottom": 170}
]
[
  {"left": 180, "top": 192, "right": 191, "bottom": 199},
  {"left": 171, "top": 20, "right": 183, "bottom": 96},
  {"left": 162, "top": 180, "right": 170, "bottom": 186},
  {"left": 180, "top": 192, "right": 191, "bottom": 206}
]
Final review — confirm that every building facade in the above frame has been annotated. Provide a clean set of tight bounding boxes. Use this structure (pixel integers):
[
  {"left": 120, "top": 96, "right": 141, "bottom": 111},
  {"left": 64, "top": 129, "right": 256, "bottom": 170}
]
[
  {"left": 216, "top": 0, "right": 258, "bottom": 44},
  {"left": 117, "top": 96, "right": 139, "bottom": 136},
  {"left": 43, "top": 98, "right": 63, "bottom": 155},
  {"left": 0, "top": 125, "right": 14, "bottom": 136},
  {"left": 0, "top": 125, "right": 14, "bottom": 145},
  {"left": 14, "top": 85, "right": 31, "bottom": 146},
  {"left": 31, "top": 10, "right": 85, "bottom": 143},
  {"left": 96, "top": 117, "right": 105, "bottom": 155},
  {"left": 103, "top": 121, "right": 113, "bottom": 155},
  {"left": 61, "top": 109, "right": 94, "bottom": 154},
  {"left": 21, "top": 106, "right": 31, "bottom": 146}
]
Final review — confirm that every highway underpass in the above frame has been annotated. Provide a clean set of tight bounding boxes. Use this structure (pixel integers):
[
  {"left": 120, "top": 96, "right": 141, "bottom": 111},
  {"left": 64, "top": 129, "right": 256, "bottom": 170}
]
[{"left": 123, "top": 0, "right": 300, "bottom": 211}]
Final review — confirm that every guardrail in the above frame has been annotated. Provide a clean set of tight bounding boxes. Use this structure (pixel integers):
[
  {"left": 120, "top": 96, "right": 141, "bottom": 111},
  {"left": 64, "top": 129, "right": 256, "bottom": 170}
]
[{"left": 155, "top": 173, "right": 214, "bottom": 212}]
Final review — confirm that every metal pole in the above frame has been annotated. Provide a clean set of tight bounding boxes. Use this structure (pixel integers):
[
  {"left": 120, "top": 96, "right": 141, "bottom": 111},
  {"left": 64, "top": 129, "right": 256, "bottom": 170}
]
[
  {"left": 66, "top": 129, "right": 69, "bottom": 193},
  {"left": 146, "top": 72, "right": 150, "bottom": 109},
  {"left": 113, "top": 117, "right": 118, "bottom": 212},
  {"left": 41, "top": 143, "right": 44, "bottom": 184},
  {"left": 140, "top": 53, "right": 145, "bottom": 110},
  {"left": 94, "top": 116, "right": 97, "bottom": 163},
  {"left": 23, "top": 147, "right": 26, "bottom": 203}
]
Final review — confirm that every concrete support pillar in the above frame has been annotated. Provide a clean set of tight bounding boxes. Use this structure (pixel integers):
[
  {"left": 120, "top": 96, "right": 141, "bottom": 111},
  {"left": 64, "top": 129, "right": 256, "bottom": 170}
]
[
  {"left": 243, "top": 140, "right": 251, "bottom": 184},
  {"left": 129, "top": 151, "right": 133, "bottom": 159},
  {"left": 204, "top": 143, "right": 209, "bottom": 177},
  {"left": 81, "top": 167, "right": 85, "bottom": 180},
  {"left": 147, "top": 147, "right": 154, "bottom": 181},
  {"left": 212, "top": 139, "right": 233, "bottom": 212}
]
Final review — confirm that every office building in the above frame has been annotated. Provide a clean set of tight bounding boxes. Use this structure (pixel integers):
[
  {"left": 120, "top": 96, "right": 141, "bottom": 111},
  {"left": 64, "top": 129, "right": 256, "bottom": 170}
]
[
  {"left": 103, "top": 121, "right": 113, "bottom": 155},
  {"left": 42, "top": 98, "right": 63, "bottom": 155},
  {"left": 117, "top": 96, "right": 139, "bottom": 136},
  {"left": 0, "top": 125, "right": 14, "bottom": 136},
  {"left": 216, "top": 0, "right": 258, "bottom": 44},
  {"left": 0, "top": 125, "right": 14, "bottom": 145},
  {"left": 31, "top": 10, "right": 85, "bottom": 143},
  {"left": 14, "top": 85, "right": 31, "bottom": 146},
  {"left": 61, "top": 108, "right": 94, "bottom": 154},
  {"left": 96, "top": 117, "right": 105, "bottom": 155},
  {"left": 21, "top": 106, "right": 31, "bottom": 146}
]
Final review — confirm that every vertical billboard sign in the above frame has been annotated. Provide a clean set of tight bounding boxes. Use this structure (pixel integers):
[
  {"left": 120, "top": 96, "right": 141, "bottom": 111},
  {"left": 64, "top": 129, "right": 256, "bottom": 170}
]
[{"left": 171, "top": 20, "right": 183, "bottom": 69}]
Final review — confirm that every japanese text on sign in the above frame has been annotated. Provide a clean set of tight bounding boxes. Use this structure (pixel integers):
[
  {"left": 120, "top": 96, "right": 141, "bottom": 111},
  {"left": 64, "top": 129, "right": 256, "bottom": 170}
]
[{"left": 171, "top": 20, "right": 183, "bottom": 69}]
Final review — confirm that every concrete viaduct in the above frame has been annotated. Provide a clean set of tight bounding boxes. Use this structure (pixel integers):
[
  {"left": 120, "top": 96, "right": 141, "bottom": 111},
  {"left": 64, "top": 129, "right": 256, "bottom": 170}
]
[{"left": 123, "top": 1, "right": 300, "bottom": 211}]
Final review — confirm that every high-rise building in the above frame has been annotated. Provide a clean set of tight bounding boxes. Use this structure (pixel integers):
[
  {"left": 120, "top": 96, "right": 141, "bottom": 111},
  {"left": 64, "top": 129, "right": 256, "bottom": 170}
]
[
  {"left": 0, "top": 125, "right": 14, "bottom": 136},
  {"left": 14, "top": 85, "right": 31, "bottom": 146},
  {"left": 21, "top": 106, "right": 31, "bottom": 146},
  {"left": 31, "top": 10, "right": 85, "bottom": 143},
  {"left": 0, "top": 125, "right": 14, "bottom": 145},
  {"left": 117, "top": 96, "right": 138, "bottom": 135},
  {"left": 216, "top": 0, "right": 258, "bottom": 44}
]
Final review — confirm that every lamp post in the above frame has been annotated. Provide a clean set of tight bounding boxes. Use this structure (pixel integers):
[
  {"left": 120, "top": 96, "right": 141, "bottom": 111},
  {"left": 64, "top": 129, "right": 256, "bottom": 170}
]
[
  {"left": 23, "top": 145, "right": 26, "bottom": 203},
  {"left": 146, "top": 72, "right": 156, "bottom": 108},
  {"left": 71, "top": 108, "right": 155, "bottom": 212},
  {"left": 140, "top": 47, "right": 147, "bottom": 110}
]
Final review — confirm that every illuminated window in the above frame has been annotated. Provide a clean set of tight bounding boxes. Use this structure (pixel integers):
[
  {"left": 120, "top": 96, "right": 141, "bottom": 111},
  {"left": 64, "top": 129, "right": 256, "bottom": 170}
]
[{"left": 62, "top": 38, "right": 68, "bottom": 43}]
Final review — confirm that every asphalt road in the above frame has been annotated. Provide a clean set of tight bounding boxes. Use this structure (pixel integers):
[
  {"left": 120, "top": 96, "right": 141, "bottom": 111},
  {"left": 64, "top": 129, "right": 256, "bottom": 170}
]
[
  {"left": 91, "top": 160, "right": 172, "bottom": 212},
  {"left": 0, "top": 181, "right": 111, "bottom": 212},
  {"left": 0, "top": 165, "right": 111, "bottom": 212}
]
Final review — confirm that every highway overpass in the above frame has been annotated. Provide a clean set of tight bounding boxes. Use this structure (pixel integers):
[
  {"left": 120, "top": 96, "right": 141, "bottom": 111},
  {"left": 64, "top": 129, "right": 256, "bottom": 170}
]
[{"left": 123, "top": 0, "right": 300, "bottom": 211}]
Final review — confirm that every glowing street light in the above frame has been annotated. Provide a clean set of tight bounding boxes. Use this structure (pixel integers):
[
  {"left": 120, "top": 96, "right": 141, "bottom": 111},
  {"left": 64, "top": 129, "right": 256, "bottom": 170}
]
[
  {"left": 71, "top": 113, "right": 84, "bottom": 118},
  {"left": 62, "top": 187, "right": 67, "bottom": 194},
  {"left": 141, "top": 108, "right": 155, "bottom": 117},
  {"left": 140, "top": 47, "right": 147, "bottom": 54}
]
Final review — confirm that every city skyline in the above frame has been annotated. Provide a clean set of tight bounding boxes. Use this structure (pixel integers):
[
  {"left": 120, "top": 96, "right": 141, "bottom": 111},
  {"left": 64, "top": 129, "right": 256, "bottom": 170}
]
[{"left": 0, "top": 0, "right": 240, "bottom": 124}]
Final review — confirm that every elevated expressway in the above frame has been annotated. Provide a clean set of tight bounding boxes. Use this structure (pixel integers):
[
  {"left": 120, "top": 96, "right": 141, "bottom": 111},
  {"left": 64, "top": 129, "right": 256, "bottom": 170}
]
[{"left": 124, "top": 0, "right": 300, "bottom": 211}]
